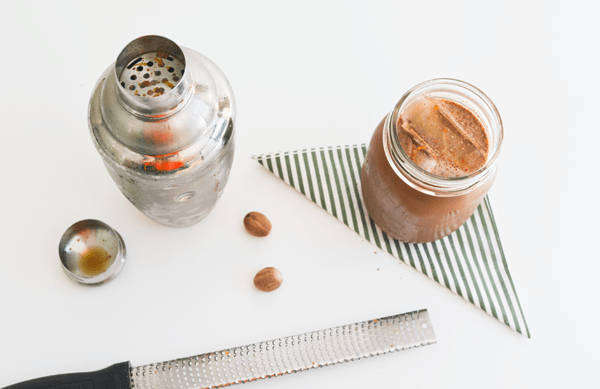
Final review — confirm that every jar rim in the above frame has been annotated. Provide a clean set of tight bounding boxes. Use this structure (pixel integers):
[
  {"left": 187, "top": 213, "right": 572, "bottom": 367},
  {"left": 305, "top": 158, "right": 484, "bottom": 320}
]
[{"left": 383, "top": 78, "right": 503, "bottom": 196}]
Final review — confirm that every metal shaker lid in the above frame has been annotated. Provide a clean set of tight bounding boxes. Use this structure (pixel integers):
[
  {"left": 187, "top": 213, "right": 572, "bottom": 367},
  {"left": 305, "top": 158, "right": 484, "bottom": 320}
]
[{"left": 58, "top": 220, "right": 126, "bottom": 285}]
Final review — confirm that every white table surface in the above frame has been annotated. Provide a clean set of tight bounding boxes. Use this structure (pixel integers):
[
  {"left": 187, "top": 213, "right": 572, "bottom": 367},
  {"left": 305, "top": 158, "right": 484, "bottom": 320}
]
[{"left": 1, "top": 1, "right": 598, "bottom": 387}]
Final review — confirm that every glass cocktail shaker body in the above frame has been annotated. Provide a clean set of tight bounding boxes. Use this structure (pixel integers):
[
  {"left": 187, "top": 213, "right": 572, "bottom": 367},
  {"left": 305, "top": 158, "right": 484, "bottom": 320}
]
[{"left": 89, "top": 36, "right": 235, "bottom": 227}]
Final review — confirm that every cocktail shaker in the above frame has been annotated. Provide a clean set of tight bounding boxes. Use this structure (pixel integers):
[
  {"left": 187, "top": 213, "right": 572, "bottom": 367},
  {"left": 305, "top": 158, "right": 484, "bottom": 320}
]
[{"left": 89, "top": 36, "right": 235, "bottom": 227}]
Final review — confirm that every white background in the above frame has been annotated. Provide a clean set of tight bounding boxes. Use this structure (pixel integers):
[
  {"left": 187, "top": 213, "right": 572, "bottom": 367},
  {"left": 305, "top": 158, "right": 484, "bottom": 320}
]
[{"left": 1, "top": 1, "right": 598, "bottom": 387}]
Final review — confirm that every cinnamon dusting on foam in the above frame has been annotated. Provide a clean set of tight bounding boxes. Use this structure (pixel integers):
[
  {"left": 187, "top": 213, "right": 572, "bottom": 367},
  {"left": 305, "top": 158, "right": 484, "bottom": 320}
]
[{"left": 398, "top": 96, "right": 489, "bottom": 178}]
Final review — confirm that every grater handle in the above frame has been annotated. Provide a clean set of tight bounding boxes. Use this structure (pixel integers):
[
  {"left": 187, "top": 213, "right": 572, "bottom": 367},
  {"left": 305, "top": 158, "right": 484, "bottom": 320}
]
[{"left": 2, "top": 362, "right": 131, "bottom": 389}]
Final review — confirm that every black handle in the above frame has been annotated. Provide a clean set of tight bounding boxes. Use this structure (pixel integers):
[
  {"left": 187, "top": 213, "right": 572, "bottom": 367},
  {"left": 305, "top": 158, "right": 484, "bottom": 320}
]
[{"left": 2, "top": 362, "right": 131, "bottom": 389}]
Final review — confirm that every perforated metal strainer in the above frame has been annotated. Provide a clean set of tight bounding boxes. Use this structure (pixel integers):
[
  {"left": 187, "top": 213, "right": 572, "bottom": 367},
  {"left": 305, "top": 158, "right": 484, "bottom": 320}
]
[{"left": 119, "top": 52, "right": 185, "bottom": 98}]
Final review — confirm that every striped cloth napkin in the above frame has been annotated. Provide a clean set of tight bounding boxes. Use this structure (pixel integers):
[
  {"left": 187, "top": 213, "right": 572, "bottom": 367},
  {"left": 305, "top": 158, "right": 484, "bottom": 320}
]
[{"left": 252, "top": 143, "right": 529, "bottom": 337}]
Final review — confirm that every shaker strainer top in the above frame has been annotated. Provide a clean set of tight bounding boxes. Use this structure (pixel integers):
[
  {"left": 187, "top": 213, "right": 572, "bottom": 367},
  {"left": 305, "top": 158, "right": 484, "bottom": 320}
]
[
  {"left": 119, "top": 53, "right": 185, "bottom": 98},
  {"left": 113, "top": 35, "right": 190, "bottom": 107}
]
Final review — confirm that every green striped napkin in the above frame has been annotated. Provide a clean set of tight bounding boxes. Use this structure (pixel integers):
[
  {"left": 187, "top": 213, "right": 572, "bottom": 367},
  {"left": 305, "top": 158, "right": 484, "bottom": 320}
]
[{"left": 252, "top": 144, "right": 529, "bottom": 337}]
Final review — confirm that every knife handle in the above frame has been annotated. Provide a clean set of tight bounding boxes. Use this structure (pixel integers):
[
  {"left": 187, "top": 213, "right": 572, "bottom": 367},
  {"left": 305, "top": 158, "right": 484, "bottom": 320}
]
[{"left": 2, "top": 362, "right": 131, "bottom": 389}]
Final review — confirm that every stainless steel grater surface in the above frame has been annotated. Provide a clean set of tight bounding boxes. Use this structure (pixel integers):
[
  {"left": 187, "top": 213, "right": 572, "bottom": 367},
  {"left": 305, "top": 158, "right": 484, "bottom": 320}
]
[
  {"left": 130, "top": 309, "right": 436, "bottom": 389},
  {"left": 2, "top": 310, "right": 435, "bottom": 389}
]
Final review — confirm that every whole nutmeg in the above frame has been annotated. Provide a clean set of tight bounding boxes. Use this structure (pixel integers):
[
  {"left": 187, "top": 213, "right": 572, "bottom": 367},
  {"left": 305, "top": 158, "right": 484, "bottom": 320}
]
[
  {"left": 244, "top": 212, "right": 272, "bottom": 237},
  {"left": 254, "top": 267, "right": 283, "bottom": 292}
]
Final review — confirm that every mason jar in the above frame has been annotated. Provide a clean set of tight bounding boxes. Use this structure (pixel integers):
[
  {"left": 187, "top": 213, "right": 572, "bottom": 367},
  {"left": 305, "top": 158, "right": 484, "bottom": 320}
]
[{"left": 360, "top": 79, "right": 503, "bottom": 243}]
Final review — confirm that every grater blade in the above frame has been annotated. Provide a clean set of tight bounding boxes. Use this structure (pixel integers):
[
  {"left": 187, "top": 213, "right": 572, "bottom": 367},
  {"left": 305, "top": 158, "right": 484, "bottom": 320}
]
[{"left": 130, "top": 309, "right": 436, "bottom": 389}]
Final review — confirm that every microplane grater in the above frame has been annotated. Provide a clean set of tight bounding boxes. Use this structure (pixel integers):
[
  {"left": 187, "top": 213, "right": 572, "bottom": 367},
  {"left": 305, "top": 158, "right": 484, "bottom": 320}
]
[{"left": 2, "top": 310, "right": 436, "bottom": 389}]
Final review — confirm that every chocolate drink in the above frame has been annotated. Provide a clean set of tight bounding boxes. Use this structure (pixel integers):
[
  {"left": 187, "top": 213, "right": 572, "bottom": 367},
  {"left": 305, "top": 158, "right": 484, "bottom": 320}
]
[
  {"left": 398, "top": 96, "right": 489, "bottom": 177},
  {"left": 361, "top": 80, "right": 501, "bottom": 243}
]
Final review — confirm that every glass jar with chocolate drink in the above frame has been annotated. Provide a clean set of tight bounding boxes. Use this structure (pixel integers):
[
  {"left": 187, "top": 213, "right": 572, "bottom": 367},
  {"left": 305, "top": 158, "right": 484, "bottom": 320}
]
[{"left": 361, "top": 79, "right": 503, "bottom": 243}]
